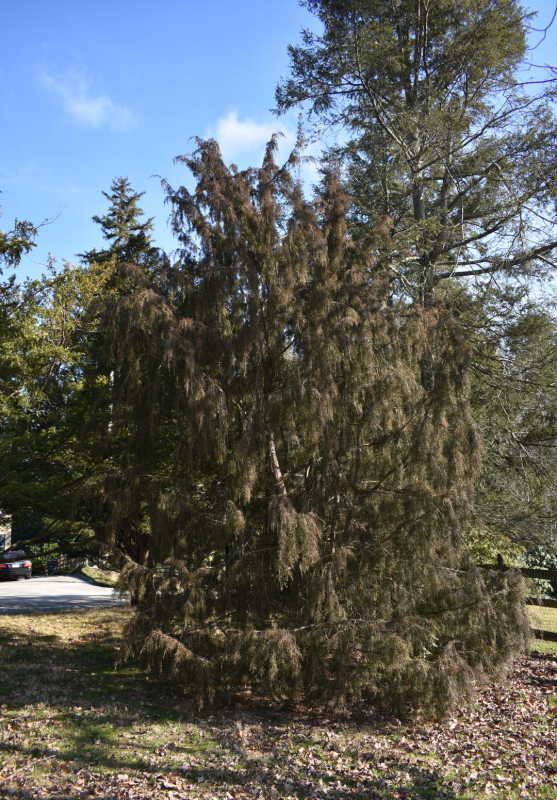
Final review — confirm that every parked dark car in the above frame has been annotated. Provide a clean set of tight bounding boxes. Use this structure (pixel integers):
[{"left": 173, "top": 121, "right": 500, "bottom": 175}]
[{"left": 0, "top": 550, "right": 32, "bottom": 580}]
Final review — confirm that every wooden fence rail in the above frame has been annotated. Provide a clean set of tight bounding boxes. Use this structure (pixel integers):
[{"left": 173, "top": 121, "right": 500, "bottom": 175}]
[
  {"left": 479, "top": 561, "right": 557, "bottom": 645},
  {"left": 525, "top": 597, "right": 557, "bottom": 609},
  {"left": 532, "top": 630, "right": 557, "bottom": 643},
  {"left": 479, "top": 564, "right": 557, "bottom": 581}
]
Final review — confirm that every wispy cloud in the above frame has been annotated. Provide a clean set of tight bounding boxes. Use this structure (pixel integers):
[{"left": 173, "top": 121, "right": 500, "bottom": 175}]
[{"left": 39, "top": 69, "right": 137, "bottom": 131}]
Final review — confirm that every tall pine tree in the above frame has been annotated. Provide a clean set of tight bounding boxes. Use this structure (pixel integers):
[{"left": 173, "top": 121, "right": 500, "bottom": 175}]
[{"left": 275, "top": 0, "right": 557, "bottom": 301}]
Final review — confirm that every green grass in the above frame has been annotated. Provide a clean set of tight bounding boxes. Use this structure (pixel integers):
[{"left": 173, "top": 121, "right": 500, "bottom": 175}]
[
  {"left": 80, "top": 565, "right": 120, "bottom": 587},
  {"left": 0, "top": 608, "right": 226, "bottom": 794},
  {"left": 528, "top": 604, "right": 557, "bottom": 633},
  {"left": 527, "top": 604, "right": 557, "bottom": 655}
]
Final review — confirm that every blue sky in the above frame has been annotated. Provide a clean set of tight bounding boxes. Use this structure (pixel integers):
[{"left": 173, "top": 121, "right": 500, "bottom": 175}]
[{"left": 1, "top": 0, "right": 556, "bottom": 281}]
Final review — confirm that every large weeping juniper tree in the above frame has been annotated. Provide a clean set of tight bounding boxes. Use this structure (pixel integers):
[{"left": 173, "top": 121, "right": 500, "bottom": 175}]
[{"left": 108, "top": 136, "right": 527, "bottom": 715}]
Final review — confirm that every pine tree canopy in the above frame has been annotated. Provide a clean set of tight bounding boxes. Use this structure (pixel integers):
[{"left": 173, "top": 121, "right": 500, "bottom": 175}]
[
  {"left": 464, "top": 288, "right": 557, "bottom": 554},
  {"left": 1, "top": 206, "right": 38, "bottom": 536},
  {"left": 79, "top": 176, "right": 156, "bottom": 269},
  {"left": 0, "top": 258, "right": 118, "bottom": 558},
  {"left": 275, "top": 0, "right": 557, "bottom": 301},
  {"left": 109, "top": 137, "right": 528, "bottom": 714},
  {"left": 0, "top": 182, "right": 157, "bottom": 564},
  {"left": 0, "top": 212, "right": 37, "bottom": 273}
]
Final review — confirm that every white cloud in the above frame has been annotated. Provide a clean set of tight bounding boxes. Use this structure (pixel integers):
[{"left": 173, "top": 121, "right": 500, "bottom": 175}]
[
  {"left": 211, "top": 111, "right": 295, "bottom": 162},
  {"left": 207, "top": 111, "right": 324, "bottom": 192},
  {"left": 39, "top": 69, "right": 137, "bottom": 132}
]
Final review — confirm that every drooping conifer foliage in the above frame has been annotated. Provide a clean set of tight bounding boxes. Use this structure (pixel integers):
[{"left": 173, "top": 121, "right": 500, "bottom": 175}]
[{"left": 110, "top": 137, "right": 528, "bottom": 714}]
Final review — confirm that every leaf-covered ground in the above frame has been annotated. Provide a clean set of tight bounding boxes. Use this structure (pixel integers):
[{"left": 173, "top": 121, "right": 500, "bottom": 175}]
[{"left": 1, "top": 608, "right": 556, "bottom": 799}]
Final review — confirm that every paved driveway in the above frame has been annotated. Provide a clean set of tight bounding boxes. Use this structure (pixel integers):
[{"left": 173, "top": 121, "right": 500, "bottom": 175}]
[{"left": 0, "top": 575, "right": 126, "bottom": 614}]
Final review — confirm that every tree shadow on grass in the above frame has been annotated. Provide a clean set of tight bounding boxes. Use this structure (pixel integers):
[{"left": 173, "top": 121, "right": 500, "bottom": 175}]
[{"left": 0, "top": 615, "right": 469, "bottom": 799}]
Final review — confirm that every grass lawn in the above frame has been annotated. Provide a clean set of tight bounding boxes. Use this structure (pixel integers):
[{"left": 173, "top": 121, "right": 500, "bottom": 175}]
[
  {"left": 528, "top": 605, "right": 557, "bottom": 656},
  {"left": 80, "top": 566, "right": 120, "bottom": 588},
  {"left": 1, "top": 609, "right": 556, "bottom": 799}
]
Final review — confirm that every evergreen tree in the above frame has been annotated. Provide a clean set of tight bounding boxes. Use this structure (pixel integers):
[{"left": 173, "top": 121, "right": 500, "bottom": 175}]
[
  {"left": 79, "top": 177, "right": 156, "bottom": 269},
  {"left": 275, "top": 0, "right": 557, "bottom": 300},
  {"left": 74, "top": 178, "right": 164, "bottom": 566},
  {"left": 459, "top": 287, "right": 557, "bottom": 558},
  {"left": 275, "top": 0, "right": 557, "bottom": 563},
  {"left": 112, "top": 138, "right": 527, "bottom": 714},
  {"left": 0, "top": 205, "right": 38, "bottom": 375},
  {"left": 0, "top": 258, "right": 116, "bottom": 558},
  {"left": 0, "top": 211, "right": 37, "bottom": 272},
  {"left": 0, "top": 181, "right": 157, "bottom": 565},
  {"left": 0, "top": 252, "right": 160, "bottom": 567},
  {"left": 0, "top": 205, "right": 37, "bottom": 535}
]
